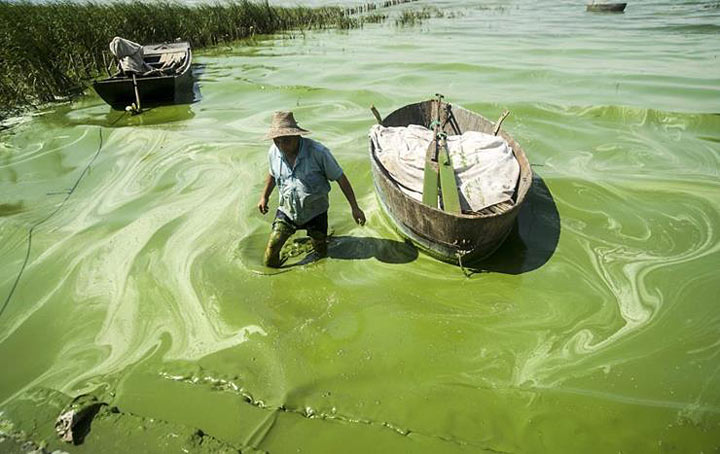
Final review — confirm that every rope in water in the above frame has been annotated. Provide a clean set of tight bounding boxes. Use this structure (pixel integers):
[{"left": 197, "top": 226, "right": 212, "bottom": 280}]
[{"left": 0, "top": 112, "right": 127, "bottom": 319}]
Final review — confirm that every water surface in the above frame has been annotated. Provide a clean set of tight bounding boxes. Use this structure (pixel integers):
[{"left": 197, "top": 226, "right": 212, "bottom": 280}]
[{"left": 1, "top": 0, "right": 719, "bottom": 452}]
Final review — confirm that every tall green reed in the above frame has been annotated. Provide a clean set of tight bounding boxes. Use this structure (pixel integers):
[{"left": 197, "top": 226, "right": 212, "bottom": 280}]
[{"left": 0, "top": 0, "right": 417, "bottom": 117}]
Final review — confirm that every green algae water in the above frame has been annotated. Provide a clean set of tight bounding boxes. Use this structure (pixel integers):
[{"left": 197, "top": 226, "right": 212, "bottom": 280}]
[{"left": 2, "top": 0, "right": 720, "bottom": 452}]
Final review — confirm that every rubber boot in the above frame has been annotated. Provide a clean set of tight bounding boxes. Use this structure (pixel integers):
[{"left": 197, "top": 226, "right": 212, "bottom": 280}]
[{"left": 263, "top": 229, "right": 292, "bottom": 268}]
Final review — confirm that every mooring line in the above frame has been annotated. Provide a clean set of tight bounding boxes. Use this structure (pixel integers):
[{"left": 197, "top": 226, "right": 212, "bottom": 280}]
[{"left": 0, "top": 112, "right": 127, "bottom": 319}]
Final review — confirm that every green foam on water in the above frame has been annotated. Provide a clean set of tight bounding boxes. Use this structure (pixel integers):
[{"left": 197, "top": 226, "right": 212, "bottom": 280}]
[{"left": 1, "top": 3, "right": 720, "bottom": 453}]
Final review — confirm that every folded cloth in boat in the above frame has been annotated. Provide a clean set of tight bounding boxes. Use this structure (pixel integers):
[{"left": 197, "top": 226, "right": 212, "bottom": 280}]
[
  {"left": 369, "top": 124, "right": 520, "bottom": 212},
  {"left": 109, "top": 36, "right": 153, "bottom": 74}
]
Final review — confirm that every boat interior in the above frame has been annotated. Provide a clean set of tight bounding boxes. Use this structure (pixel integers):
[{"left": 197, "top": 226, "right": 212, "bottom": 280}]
[
  {"left": 106, "top": 42, "right": 191, "bottom": 80},
  {"left": 374, "top": 100, "right": 531, "bottom": 217},
  {"left": 143, "top": 51, "right": 186, "bottom": 70}
]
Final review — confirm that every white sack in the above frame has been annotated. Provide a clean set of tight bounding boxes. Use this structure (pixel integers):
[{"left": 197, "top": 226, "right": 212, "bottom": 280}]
[
  {"left": 369, "top": 124, "right": 519, "bottom": 212},
  {"left": 109, "top": 36, "right": 151, "bottom": 74}
]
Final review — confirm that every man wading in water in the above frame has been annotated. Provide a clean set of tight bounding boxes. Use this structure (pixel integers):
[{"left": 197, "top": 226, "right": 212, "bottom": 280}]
[{"left": 258, "top": 111, "right": 366, "bottom": 267}]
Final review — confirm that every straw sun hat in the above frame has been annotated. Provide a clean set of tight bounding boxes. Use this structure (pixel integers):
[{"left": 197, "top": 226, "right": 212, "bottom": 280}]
[{"left": 265, "top": 111, "right": 311, "bottom": 139}]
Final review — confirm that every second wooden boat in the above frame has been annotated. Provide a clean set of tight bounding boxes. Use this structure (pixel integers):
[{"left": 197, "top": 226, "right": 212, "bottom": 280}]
[
  {"left": 368, "top": 99, "right": 533, "bottom": 265},
  {"left": 586, "top": 2, "right": 627, "bottom": 12},
  {"left": 94, "top": 41, "right": 193, "bottom": 109}
]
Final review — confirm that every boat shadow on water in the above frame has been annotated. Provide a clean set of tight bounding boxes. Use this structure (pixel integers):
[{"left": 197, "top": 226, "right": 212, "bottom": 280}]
[
  {"left": 463, "top": 173, "right": 560, "bottom": 275},
  {"left": 293, "top": 235, "right": 419, "bottom": 266},
  {"left": 55, "top": 103, "right": 196, "bottom": 129}
]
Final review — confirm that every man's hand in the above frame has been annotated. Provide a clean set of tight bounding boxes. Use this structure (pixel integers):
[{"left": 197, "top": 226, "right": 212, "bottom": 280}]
[
  {"left": 258, "top": 196, "right": 269, "bottom": 215},
  {"left": 259, "top": 174, "right": 276, "bottom": 215},
  {"left": 352, "top": 205, "right": 366, "bottom": 226},
  {"left": 337, "top": 174, "right": 365, "bottom": 226}
]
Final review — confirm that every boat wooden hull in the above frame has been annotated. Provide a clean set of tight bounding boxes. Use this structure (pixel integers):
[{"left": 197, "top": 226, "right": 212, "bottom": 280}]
[
  {"left": 93, "top": 42, "right": 193, "bottom": 109},
  {"left": 368, "top": 100, "right": 533, "bottom": 264},
  {"left": 586, "top": 3, "right": 627, "bottom": 12}
]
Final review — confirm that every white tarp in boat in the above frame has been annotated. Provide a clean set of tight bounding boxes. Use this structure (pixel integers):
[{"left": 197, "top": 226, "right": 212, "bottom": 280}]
[
  {"left": 369, "top": 124, "right": 520, "bottom": 212},
  {"left": 109, "top": 36, "right": 152, "bottom": 74}
]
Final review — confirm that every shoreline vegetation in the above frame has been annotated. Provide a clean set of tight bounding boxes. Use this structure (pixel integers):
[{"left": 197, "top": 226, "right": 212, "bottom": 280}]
[{"left": 0, "top": 0, "right": 417, "bottom": 120}]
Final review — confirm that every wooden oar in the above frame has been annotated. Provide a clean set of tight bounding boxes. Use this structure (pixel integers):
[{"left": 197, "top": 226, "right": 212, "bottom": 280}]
[
  {"left": 422, "top": 95, "right": 443, "bottom": 208},
  {"left": 422, "top": 137, "right": 439, "bottom": 208},
  {"left": 438, "top": 134, "right": 461, "bottom": 214},
  {"left": 129, "top": 73, "right": 142, "bottom": 114}
]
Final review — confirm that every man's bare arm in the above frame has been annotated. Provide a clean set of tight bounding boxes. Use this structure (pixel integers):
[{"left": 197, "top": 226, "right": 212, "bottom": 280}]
[
  {"left": 337, "top": 174, "right": 366, "bottom": 225},
  {"left": 258, "top": 173, "right": 275, "bottom": 214}
]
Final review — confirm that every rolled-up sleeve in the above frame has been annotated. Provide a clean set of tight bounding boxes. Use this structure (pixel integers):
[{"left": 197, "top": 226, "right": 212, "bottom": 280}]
[
  {"left": 318, "top": 146, "right": 343, "bottom": 181},
  {"left": 268, "top": 147, "right": 277, "bottom": 178}
]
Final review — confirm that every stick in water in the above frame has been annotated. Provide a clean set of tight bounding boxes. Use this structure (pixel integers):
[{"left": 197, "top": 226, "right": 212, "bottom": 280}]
[
  {"left": 370, "top": 105, "right": 382, "bottom": 124},
  {"left": 493, "top": 110, "right": 510, "bottom": 136}
]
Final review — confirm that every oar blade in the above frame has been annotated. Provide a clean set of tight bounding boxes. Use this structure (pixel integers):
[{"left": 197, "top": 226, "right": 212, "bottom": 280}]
[
  {"left": 439, "top": 144, "right": 461, "bottom": 214},
  {"left": 422, "top": 161, "right": 439, "bottom": 208}
]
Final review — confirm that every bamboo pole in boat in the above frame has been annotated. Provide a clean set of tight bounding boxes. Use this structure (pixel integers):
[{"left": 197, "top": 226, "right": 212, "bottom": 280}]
[{"left": 132, "top": 73, "right": 141, "bottom": 112}]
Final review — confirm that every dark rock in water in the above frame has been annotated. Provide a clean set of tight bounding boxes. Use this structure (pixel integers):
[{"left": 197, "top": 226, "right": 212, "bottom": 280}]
[
  {"left": 55, "top": 394, "right": 107, "bottom": 445},
  {"left": 4, "top": 386, "right": 246, "bottom": 453}
]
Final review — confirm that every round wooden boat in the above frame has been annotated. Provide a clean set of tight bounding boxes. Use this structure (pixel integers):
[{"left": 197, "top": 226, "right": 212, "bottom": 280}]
[{"left": 368, "top": 100, "right": 533, "bottom": 264}]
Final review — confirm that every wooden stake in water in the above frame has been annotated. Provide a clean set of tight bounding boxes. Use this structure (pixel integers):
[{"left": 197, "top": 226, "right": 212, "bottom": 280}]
[
  {"left": 370, "top": 105, "right": 383, "bottom": 124},
  {"left": 493, "top": 110, "right": 510, "bottom": 136}
]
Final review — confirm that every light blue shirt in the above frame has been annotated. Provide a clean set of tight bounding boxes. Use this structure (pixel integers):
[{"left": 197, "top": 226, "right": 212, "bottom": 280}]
[{"left": 269, "top": 138, "right": 344, "bottom": 225}]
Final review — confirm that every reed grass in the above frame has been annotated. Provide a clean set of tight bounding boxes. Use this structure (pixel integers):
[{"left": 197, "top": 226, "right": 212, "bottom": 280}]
[
  {"left": 394, "top": 6, "right": 443, "bottom": 27},
  {"left": 363, "top": 13, "right": 389, "bottom": 24},
  {"left": 0, "top": 0, "right": 417, "bottom": 117}
]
